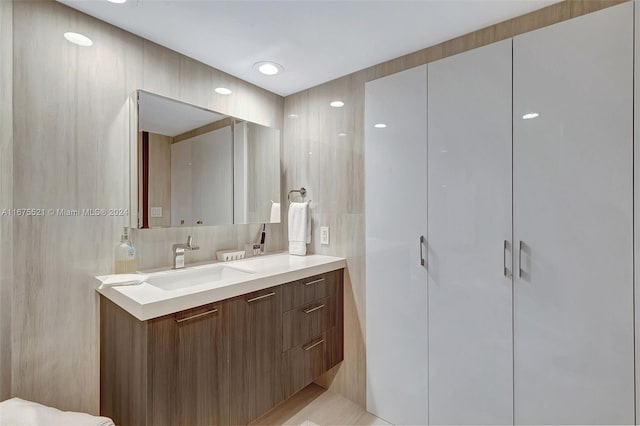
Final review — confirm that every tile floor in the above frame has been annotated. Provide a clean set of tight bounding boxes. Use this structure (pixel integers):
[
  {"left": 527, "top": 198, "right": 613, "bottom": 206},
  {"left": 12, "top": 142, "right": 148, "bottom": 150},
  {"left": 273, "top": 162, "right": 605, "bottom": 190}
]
[{"left": 250, "top": 384, "right": 391, "bottom": 426}]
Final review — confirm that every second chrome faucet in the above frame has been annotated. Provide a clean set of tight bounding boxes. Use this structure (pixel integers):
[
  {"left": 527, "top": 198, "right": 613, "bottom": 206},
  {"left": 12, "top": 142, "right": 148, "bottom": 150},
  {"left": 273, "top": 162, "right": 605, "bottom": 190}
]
[{"left": 172, "top": 235, "right": 199, "bottom": 269}]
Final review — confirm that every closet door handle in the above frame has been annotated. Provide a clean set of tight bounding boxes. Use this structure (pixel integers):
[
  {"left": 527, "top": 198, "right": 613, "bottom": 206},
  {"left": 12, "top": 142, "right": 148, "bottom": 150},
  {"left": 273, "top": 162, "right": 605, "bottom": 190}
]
[
  {"left": 518, "top": 241, "right": 524, "bottom": 278},
  {"left": 503, "top": 240, "right": 511, "bottom": 277},
  {"left": 420, "top": 235, "right": 425, "bottom": 266}
]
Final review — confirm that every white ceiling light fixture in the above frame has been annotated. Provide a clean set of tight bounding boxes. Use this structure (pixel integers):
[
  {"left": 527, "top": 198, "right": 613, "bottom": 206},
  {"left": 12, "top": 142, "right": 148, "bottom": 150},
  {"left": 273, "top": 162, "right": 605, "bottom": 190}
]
[
  {"left": 338, "top": 132, "right": 347, "bottom": 137},
  {"left": 255, "top": 61, "right": 283, "bottom": 76},
  {"left": 288, "top": 114, "right": 299, "bottom": 119},
  {"left": 522, "top": 112, "right": 540, "bottom": 120},
  {"left": 329, "top": 101, "right": 344, "bottom": 108},
  {"left": 63, "top": 32, "right": 93, "bottom": 46},
  {"left": 107, "top": 0, "right": 127, "bottom": 3},
  {"left": 374, "top": 123, "right": 387, "bottom": 128},
  {"left": 214, "top": 87, "right": 232, "bottom": 95}
]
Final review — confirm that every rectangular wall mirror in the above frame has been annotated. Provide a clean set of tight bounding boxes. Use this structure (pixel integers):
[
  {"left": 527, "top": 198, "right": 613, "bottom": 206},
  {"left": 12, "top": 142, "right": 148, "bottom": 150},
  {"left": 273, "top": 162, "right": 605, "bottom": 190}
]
[{"left": 130, "top": 90, "right": 281, "bottom": 229}]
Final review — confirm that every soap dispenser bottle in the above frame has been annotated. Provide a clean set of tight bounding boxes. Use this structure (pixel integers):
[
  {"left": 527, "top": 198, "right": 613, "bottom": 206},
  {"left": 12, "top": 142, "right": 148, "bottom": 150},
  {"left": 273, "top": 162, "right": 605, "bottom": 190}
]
[{"left": 114, "top": 227, "right": 137, "bottom": 274}]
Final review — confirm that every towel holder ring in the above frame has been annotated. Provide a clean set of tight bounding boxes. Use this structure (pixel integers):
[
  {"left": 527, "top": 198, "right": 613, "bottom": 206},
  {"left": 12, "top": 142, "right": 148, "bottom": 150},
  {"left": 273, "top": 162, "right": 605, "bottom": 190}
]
[{"left": 288, "top": 187, "right": 310, "bottom": 203}]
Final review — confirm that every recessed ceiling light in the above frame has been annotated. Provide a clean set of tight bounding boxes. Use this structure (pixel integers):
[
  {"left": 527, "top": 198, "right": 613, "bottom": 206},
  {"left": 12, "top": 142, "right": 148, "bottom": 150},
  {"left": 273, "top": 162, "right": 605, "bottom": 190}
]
[
  {"left": 107, "top": 0, "right": 127, "bottom": 3},
  {"left": 288, "top": 114, "right": 299, "bottom": 119},
  {"left": 522, "top": 112, "right": 540, "bottom": 120},
  {"left": 254, "top": 61, "right": 283, "bottom": 76},
  {"left": 330, "top": 101, "right": 344, "bottom": 108},
  {"left": 338, "top": 133, "right": 347, "bottom": 137},
  {"left": 214, "top": 87, "right": 232, "bottom": 95},
  {"left": 374, "top": 123, "right": 387, "bottom": 128},
  {"left": 64, "top": 32, "right": 93, "bottom": 47}
]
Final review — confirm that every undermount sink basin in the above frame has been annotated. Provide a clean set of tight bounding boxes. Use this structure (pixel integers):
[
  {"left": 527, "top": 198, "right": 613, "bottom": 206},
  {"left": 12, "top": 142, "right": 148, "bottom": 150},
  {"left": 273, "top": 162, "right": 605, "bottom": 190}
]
[{"left": 147, "top": 264, "right": 255, "bottom": 291}]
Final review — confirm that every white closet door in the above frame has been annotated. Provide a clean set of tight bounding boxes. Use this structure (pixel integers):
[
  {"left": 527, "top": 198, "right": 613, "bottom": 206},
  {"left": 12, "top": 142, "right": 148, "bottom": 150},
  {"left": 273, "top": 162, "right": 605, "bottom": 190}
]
[
  {"left": 365, "top": 65, "right": 428, "bottom": 426},
  {"left": 513, "top": 3, "right": 634, "bottom": 424},
  {"left": 427, "top": 39, "right": 513, "bottom": 425}
]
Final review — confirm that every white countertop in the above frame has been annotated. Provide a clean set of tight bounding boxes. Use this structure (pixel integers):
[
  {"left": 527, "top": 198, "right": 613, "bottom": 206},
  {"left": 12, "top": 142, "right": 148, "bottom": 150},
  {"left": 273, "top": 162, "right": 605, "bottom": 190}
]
[{"left": 96, "top": 253, "right": 346, "bottom": 321}]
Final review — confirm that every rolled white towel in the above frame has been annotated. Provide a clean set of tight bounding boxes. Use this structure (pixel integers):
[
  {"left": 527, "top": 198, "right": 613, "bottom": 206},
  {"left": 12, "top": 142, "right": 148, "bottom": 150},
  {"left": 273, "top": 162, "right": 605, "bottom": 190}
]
[
  {"left": 0, "top": 398, "right": 115, "bottom": 426},
  {"left": 96, "top": 273, "right": 148, "bottom": 289}
]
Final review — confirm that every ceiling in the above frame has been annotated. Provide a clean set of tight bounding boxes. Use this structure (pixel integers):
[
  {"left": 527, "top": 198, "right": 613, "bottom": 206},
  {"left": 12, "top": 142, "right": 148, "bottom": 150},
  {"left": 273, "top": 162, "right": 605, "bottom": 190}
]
[{"left": 59, "top": 0, "right": 559, "bottom": 97}]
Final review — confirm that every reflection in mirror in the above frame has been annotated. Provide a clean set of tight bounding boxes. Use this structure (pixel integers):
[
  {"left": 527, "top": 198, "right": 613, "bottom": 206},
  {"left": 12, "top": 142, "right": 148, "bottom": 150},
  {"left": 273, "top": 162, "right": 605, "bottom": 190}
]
[
  {"left": 135, "top": 91, "right": 281, "bottom": 229},
  {"left": 233, "top": 122, "right": 281, "bottom": 224}
]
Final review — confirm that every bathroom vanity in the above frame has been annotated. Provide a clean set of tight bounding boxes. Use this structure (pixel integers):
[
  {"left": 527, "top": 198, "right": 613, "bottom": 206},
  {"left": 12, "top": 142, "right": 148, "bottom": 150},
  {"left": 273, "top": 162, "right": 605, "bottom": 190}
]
[{"left": 98, "top": 253, "right": 345, "bottom": 426}]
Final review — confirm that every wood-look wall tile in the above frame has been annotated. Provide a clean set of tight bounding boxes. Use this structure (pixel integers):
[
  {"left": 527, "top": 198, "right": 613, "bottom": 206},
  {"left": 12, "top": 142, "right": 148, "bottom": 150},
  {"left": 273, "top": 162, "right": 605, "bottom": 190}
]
[
  {"left": 0, "top": 0, "right": 13, "bottom": 401},
  {"left": 282, "top": 75, "right": 366, "bottom": 406},
  {"left": 142, "top": 40, "right": 180, "bottom": 100},
  {"left": 178, "top": 56, "right": 214, "bottom": 109},
  {"left": 10, "top": 0, "right": 284, "bottom": 414}
]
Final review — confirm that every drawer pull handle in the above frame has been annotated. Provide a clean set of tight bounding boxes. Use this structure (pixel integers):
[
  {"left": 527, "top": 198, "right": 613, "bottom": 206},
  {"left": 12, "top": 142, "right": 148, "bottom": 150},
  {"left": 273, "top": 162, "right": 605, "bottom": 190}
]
[
  {"left": 304, "top": 278, "right": 325, "bottom": 286},
  {"left": 303, "top": 338, "right": 325, "bottom": 351},
  {"left": 303, "top": 304, "right": 325, "bottom": 314},
  {"left": 247, "top": 292, "right": 276, "bottom": 303},
  {"left": 175, "top": 308, "right": 218, "bottom": 323}
]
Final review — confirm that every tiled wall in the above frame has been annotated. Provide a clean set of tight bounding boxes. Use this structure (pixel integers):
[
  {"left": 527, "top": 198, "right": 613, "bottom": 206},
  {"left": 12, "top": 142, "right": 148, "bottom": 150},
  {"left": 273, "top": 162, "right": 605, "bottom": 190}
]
[
  {"left": 10, "top": 0, "right": 283, "bottom": 413},
  {"left": 283, "top": 74, "right": 367, "bottom": 405},
  {"left": 0, "top": 0, "right": 14, "bottom": 402}
]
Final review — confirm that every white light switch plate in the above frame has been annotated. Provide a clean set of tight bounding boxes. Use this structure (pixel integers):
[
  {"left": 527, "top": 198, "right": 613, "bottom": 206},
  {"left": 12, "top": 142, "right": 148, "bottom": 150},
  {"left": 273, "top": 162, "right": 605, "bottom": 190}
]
[
  {"left": 150, "top": 207, "right": 162, "bottom": 218},
  {"left": 320, "top": 226, "right": 329, "bottom": 245}
]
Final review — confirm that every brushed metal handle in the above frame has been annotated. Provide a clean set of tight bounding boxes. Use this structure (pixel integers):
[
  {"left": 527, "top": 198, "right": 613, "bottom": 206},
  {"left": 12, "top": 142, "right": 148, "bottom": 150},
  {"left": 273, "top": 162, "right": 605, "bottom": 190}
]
[
  {"left": 303, "top": 338, "right": 325, "bottom": 351},
  {"left": 518, "top": 240, "right": 524, "bottom": 278},
  {"left": 420, "top": 235, "right": 425, "bottom": 266},
  {"left": 175, "top": 308, "right": 218, "bottom": 323},
  {"left": 304, "top": 278, "right": 325, "bottom": 286},
  {"left": 247, "top": 291, "right": 276, "bottom": 303},
  {"left": 503, "top": 240, "right": 511, "bottom": 277},
  {"left": 303, "top": 304, "right": 325, "bottom": 314}
]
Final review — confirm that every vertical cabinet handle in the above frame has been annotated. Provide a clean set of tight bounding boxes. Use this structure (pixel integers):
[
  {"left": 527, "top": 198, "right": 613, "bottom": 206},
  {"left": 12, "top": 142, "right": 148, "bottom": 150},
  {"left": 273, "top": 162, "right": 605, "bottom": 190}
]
[
  {"left": 518, "top": 241, "right": 524, "bottom": 278},
  {"left": 420, "top": 235, "right": 425, "bottom": 266},
  {"left": 503, "top": 240, "right": 511, "bottom": 278}
]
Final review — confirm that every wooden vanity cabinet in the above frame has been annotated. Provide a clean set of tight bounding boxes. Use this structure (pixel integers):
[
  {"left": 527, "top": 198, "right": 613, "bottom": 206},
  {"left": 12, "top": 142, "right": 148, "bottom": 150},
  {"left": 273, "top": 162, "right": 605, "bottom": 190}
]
[
  {"left": 100, "top": 268, "right": 343, "bottom": 426},
  {"left": 228, "top": 287, "right": 284, "bottom": 425},
  {"left": 100, "top": 299, "right": 230, "bottom": 426},
  {"left": 281, "top": 270, "right": 344, "bottom": 399}
]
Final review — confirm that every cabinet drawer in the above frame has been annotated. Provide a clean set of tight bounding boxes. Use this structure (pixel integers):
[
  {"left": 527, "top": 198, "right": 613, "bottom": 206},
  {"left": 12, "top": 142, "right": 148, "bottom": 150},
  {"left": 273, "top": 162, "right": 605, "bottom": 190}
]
[
  {"left": 282, "top": 333, "right": 328, "bottom": 399},
  {"left": 283, "top": 297, "right": 335, "bottom": 351},
  {"left": 282, "top": 270, "right": 338, "bottom": 311}
]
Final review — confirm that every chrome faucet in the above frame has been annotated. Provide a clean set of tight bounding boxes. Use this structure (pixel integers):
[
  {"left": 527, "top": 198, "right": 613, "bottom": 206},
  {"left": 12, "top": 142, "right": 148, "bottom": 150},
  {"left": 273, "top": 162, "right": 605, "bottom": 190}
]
[{"left": 172, "top": 235, "right": 200, "bottom": 269}]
